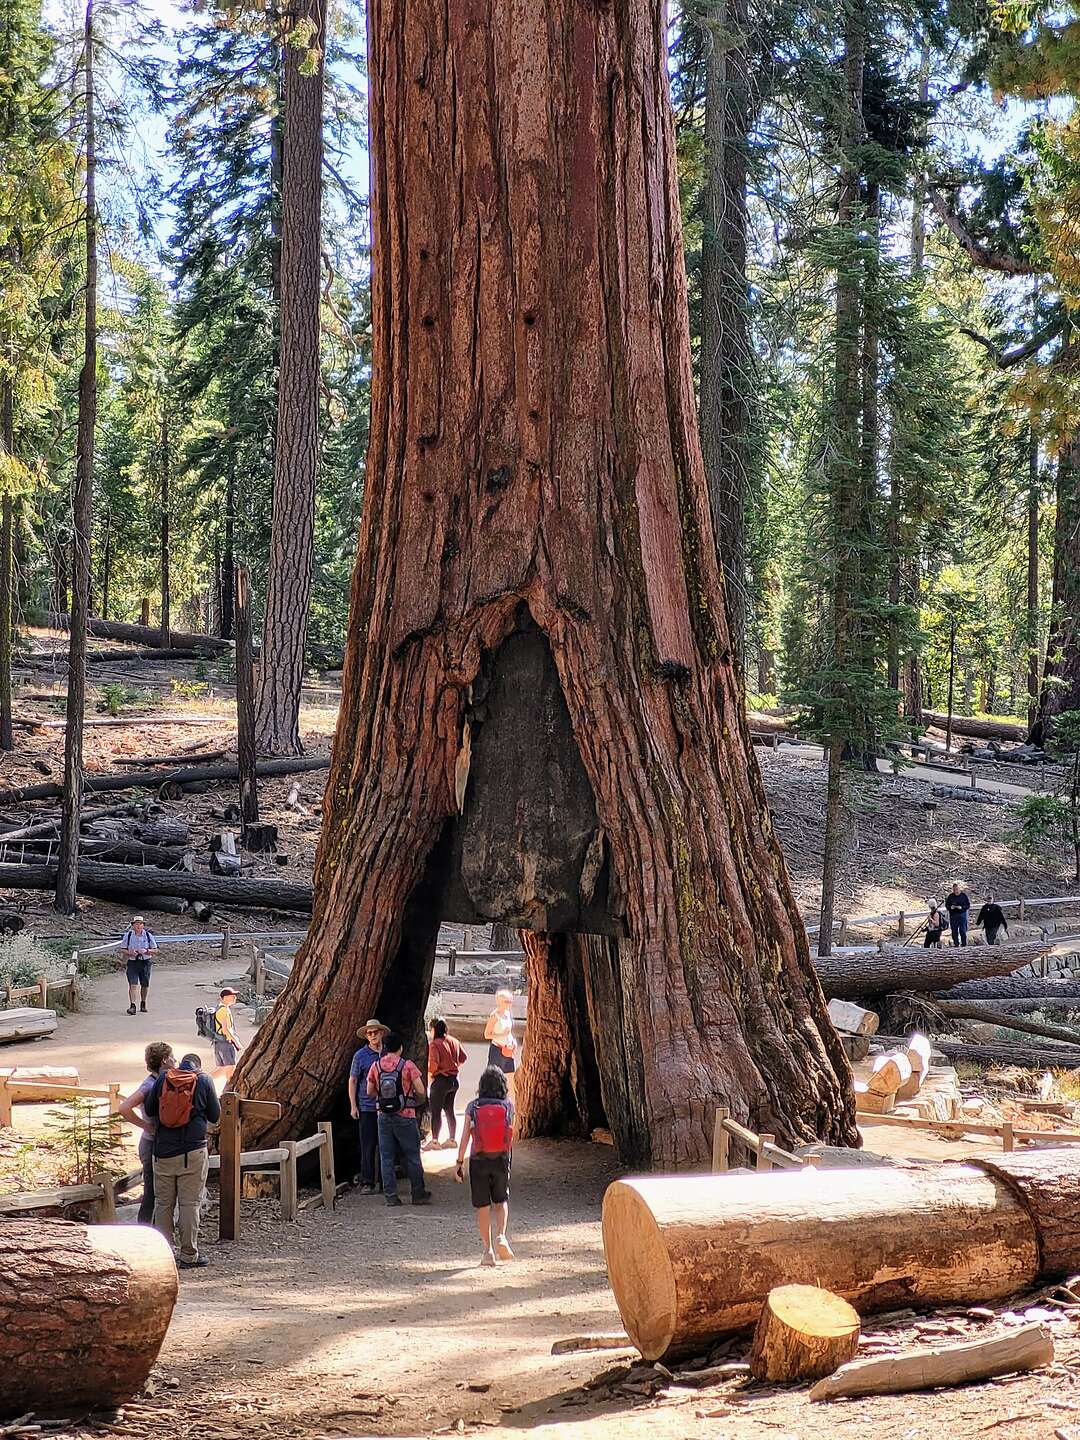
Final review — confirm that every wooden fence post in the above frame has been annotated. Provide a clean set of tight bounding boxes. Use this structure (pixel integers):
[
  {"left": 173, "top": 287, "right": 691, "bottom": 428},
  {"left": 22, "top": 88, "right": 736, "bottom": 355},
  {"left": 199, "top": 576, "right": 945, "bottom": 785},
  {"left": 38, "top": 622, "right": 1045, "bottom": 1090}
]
[
  {"left": 711, "top": 1106, "right": 730, "bottom": 1174},
  {"left": 220, "top": 925, "right": 232, "bottom": 965},
  {"left": 0, "top": 1072, "right": 12, "bottom": 1128},
  {"left": 317, "top": 1121, "right": 336, "bottom": 1210},
  {"left": 756, "top": 1134, "right": 775, "bottom": 1172},
  {"left": 1002, "top": 1121, "right": 1015, "bottom": 1153},
  {"left": 253, "top": 946, "right": 266, "bottom": 999},
  {"left": 838, "top": 917, "right": 850, "bottom": 946},
  {"left": 219, "top": 1091, "right": 242, "bottom": 1242},
  {"left": 447, "top": 945, "right": 457, "bottom": 977},
  {"left": 897, "top": 912, "right": 905, "bottom": 938},
  {"left": 280, "top": 1140, "right": 298, "bottom": 1222},
  {"left": 92, "top": 1171, "right": 117, "bottom": 1223}
]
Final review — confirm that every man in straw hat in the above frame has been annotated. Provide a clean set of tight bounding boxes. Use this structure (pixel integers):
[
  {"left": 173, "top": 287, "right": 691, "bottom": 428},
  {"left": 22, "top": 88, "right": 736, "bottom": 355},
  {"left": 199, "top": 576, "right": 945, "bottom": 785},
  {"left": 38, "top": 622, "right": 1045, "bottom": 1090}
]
[{"left": 349, "top": 1018, "right": 389, "bottom": 1193}]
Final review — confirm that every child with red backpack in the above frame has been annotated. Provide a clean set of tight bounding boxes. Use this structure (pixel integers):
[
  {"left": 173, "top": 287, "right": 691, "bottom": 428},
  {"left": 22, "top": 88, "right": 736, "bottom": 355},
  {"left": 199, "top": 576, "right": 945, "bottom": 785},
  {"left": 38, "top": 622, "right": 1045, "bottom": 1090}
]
[
  {"left": 143, "top": 1052, "right": 220, "bottom": 1267},
  {"left": 455, "top": 1065, "right": 515, "bottom": 1267}
]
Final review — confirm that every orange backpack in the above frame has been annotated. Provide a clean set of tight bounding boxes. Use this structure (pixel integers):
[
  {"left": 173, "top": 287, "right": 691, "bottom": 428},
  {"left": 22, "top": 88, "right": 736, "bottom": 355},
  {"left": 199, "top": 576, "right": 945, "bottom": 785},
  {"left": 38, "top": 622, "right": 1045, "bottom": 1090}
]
[{"left": 159, "top": 1068, "right": 198, "bottom": 1128}]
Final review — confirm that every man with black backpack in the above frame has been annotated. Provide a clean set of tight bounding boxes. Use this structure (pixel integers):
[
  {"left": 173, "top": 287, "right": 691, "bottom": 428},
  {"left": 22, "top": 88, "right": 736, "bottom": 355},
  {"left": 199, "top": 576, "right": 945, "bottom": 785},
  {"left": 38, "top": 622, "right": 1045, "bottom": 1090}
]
[
  {"left": 366, "top": 1031, "right": 432, "bottom": 1207},
  {"left": 144, "top": 1052, "right": 220, "bottom": 1267}
]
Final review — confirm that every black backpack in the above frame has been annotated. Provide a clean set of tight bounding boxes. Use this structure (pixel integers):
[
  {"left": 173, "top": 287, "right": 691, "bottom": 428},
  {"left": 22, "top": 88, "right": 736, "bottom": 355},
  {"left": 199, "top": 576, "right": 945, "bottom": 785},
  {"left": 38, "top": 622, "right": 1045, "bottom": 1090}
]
[
  {"left": 376, "top": 1059, "right": 407, "bottom": 1114},
  {"left": 195, "top": 1006, "right": 215, "bottom": 1040}
]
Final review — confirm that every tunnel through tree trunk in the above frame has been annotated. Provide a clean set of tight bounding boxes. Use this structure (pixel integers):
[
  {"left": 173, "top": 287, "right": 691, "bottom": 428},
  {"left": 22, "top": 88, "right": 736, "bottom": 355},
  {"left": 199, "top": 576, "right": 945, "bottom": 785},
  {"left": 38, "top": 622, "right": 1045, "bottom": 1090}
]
[{"left": 231, "top": 0, "right": 855, "bottom": 1166}]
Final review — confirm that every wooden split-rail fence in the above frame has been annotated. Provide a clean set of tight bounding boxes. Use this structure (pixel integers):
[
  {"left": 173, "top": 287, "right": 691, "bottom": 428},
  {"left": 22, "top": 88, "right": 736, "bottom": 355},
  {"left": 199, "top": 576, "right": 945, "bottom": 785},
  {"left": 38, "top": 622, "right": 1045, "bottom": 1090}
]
[
  {"left": 0, "top": 973, "right": 78, "bottom": 1011},
  {"left": 0, "top": 1070, "right": 120, "bottom": 1128}
]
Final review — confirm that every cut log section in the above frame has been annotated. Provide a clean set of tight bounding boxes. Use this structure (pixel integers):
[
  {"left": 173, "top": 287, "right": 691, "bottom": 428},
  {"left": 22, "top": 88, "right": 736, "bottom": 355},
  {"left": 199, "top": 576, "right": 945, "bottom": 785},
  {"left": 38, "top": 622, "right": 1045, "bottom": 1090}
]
[
  {"left": 601, "top": 1157, "right": 1080, "bottom": 1358},
  {"left": 840, "top": 1033, "right": 871, "bottom": 1062},
  {"left": 809, "top": 1322, "right": 1054, "bottom": 1401},
  {"left": 827, "top": 999, "right": 879, "bottom": 1037},
  {"left": 940, "top": 975, "right": 1080, "bottom": 1003},
  {"left": 814, "top": 938, "right": 1069, "bottom": 1000},
  {"left": 0, "top": 1219, "right": 178, "bottom": 1415},
  {"left": 749, "top": 1285, "right": 860, "bottom": 1383},
  {"left": 0, "top": 1007, "right": 58, "bottom": 1044}
]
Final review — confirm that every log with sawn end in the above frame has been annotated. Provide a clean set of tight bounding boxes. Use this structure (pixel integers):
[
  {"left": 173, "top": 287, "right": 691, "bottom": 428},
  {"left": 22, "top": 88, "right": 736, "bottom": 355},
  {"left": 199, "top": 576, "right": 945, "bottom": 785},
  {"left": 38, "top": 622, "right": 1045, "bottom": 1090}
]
[{"left": 0, "top": 755, "right": 328, "bottom": 804}]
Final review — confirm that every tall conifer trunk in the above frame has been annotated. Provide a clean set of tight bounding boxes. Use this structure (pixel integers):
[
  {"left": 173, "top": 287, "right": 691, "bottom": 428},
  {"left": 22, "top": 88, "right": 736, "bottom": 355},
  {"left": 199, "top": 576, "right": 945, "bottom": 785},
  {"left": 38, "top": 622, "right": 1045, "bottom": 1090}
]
[
  {"left": 55, "top": 0, "right": 96, "bottom": 914},
  {"left": 232, "top": 0, "right": 855, "bottom": 1166},
  {"left": 159, "top": 400, "right": 170, "bottom": 648},
  {"left": 698, "top": 0, "right": 756, "bottom": 659},
  {"left": 818, "top": 0, "right": 865, "bottom": 953},
  {"left": 0, "top": 377, "right": 14, "bottom": 752},
  {"left": 254, "top": 0, "right": 326, "bottom": 755}
]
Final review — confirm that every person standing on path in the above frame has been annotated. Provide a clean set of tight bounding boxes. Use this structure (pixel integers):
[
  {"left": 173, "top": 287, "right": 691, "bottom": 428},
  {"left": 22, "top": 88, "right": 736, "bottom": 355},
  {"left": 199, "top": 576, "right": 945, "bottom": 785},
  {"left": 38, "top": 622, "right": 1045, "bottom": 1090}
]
[
  {"left": 116, "top": 1040, "right": 174, "bottom": 1225},
  {"left": 923, "top": 901, "right": 947, "bottom": 949},
  {"left": 348, "top": 1018, "right": 388, "bottom": 1192},
  {"left": 455, "top": 1064, "right": 515, "bottom": 1267},
  {"left": 366, "top": 1031, "right": 431, "bottom": 1207},
  {"left": 425, "top": 1016, "right": 467, "bottom": 1150},
  {"left": 945, "top": 883, "right": 971, "bottom": 947},
  {"left": 121, "top": 916, "right": 158, "bottom": 1015},
  {"left": 976, "top": 892, "right": 1009, "bottom": 946},
  {"left": 484, "top": 989, "right": 518, "bottom": 1101},
  {"left": 211, "top": 988, "right": 243, "bottom": 1080},
  {"left": 144, "top": 1051, "right": 220, "bottom": 1267}
]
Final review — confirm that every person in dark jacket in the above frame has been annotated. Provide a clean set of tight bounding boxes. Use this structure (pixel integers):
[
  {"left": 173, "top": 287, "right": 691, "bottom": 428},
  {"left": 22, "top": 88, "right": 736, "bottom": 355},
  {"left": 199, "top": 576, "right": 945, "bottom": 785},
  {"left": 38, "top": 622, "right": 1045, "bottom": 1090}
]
[
  {"left": 144, "top": 1052, "right": 220, "bottom": 1268},
  {"left": 945, "top": 883, "right": 971, "bottom": 947},
  {"left": 976, "top": 893, "right": 1009, "bottom": 946}
]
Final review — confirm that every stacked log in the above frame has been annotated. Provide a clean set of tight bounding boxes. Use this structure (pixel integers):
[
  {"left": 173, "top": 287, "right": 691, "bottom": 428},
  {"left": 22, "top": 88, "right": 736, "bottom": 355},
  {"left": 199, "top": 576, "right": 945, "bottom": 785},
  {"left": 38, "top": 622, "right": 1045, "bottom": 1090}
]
[{"left": 602, "top": 1149, "right": 1080, "bottom": 1359}]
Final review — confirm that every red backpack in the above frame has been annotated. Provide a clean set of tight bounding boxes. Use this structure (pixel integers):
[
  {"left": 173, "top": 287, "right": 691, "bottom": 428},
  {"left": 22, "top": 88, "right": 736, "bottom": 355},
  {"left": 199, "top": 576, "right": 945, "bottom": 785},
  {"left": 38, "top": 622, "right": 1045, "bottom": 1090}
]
[
  {"left": 473, "top": 1100, "right": 512, "bottom": 1155},
  {"left": 159, "top": 1068, "right": 198, "bottom": 1128}
]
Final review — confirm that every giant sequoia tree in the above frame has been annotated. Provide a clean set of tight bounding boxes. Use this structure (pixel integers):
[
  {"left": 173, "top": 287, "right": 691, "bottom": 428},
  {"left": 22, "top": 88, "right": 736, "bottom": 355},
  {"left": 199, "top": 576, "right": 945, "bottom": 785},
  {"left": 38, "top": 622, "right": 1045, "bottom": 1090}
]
[{"left": 232, "top": 0, "right": 855, "bottom": 1166}]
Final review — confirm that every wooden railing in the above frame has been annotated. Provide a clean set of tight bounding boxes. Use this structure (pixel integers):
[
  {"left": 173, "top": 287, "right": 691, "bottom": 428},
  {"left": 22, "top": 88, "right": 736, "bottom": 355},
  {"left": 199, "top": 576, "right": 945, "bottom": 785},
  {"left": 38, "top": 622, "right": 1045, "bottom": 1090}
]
[
  {"left": 206, "top": 1120, "right": 335, "bottom": 1223},
  {"left": 0, "top": 973, "right": 78, "bottom": 1010},
  {"left": 0, "top": 1166, "right": 141, "bottom": 1222},
  {"left": 0, "top": 1071, "right": 120, "bottom": 1128},
  {"left": 858, "top": 1111, "right": 1080, "bottom": 1152},
  {"left": 711, "top": 1107, "right": 820, "bottom": 1174}
]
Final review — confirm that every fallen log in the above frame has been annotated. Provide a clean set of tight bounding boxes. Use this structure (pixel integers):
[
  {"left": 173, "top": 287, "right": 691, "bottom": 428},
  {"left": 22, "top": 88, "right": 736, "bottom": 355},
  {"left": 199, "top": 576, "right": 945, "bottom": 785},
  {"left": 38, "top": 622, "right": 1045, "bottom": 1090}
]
[
  {"left": 0, "top": 838, "right": 189, "bottom": 868},
  {"left": 13, "top": 713, "right": 224, "bottom": 731},
  {"left": 809, "top": 1322, "right": 1054, "bottom": 1401},
  {"left": 941, "top": 974, "right": 1080, "bottom": 1003},
  {"left": 0, "top": 1008, "right": 57, "bottom": 1043},
  {"left": 0, "top": 1220, "right": 177, "bottom": 1415},
  {"left": 930, "top": 999, "right": 1080, "bottom": 1048},
  {"left": 814, "top": 937, "right": 1068, "bottom": 1000},
  {"left": 121, "top": 894, "right": 191, "bottom": 917},
  {"left": 921, "top": 711, "right": 1027, "bottom": 742},
  {"left": 875, "top": 1032, "right": 1080, "bottom": 1069},
  {"left": 827, "top": 998, "right": 879, "bottom": 1037},
  {"left": 121, "top": 748, "right": 228, "bottom": 768},
  {"left": 86, "top": 646, "right": 202, "bottom": 662},
  {"left": 601, "top": 1149, "right": 1080, "bottom": 1359},
  {"left": 0, "top": 755, "right": 328, "bottom": 804},
  {"left": 0, "top": 859, "right": 312, "bottom": 913},
  {"left": 27, "top": 608, "right": 230, "bottom": 654},
  {"left": 749, "top": 1286, "right": 860, "bottom": 1384}
]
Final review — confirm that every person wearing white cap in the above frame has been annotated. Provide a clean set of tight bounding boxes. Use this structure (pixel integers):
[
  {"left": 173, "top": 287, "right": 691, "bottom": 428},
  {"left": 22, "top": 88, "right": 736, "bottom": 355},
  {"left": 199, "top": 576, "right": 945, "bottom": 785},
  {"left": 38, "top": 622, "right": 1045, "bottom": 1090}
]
[{"left": 120, "top": 916, "right": 158, "bottom": 1015}]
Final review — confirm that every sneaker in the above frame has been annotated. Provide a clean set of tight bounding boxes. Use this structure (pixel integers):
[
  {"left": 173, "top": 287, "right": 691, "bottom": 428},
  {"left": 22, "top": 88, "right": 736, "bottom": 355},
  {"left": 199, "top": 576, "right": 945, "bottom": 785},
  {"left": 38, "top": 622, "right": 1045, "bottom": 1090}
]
[
  {"left": 178, "top": 1256, "right": 210, "bottom": 1269},
  {"left": 385, "top": 1196, "right": 403, "bottom": 1207},
  {"left": 127, "top": 1004, "right": 137, "bottom": 1015},
  {"left": 495, "top": 1235, "right": 514, "bottom": 1260},
  {"left": 412, "top": 1190, "right": 433, "bottom": 1205},
  {"left": 140, "top": 1001, "right": 147, "bottom": 1013},
  {"left": 480, "top": 1250, "right": 496, "bottom": 1267}
]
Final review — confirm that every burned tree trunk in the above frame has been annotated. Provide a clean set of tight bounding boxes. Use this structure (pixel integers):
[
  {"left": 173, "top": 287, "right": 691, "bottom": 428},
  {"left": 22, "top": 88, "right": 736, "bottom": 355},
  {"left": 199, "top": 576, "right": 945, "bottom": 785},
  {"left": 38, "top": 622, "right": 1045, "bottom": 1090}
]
[{"left": 232, "top": 0, "right": 855, "bottom": 1166}]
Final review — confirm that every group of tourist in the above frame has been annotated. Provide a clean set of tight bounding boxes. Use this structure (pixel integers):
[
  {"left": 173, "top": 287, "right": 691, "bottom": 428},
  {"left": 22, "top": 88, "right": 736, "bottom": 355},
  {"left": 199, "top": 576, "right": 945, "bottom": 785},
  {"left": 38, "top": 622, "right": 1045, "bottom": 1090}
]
[
  {"left": 346, "top": 989, "right": 520, "bottom": 1266},
  {"left": 923, "top": 884, "right": 1009, "bottom": 948}
]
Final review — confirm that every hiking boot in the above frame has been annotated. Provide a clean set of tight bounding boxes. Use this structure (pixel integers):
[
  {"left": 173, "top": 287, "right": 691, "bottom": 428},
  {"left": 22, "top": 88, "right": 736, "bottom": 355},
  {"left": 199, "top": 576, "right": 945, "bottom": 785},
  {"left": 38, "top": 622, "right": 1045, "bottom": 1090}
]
[
  {"left": 412, "top": 1190, "right": 433, "bottom": 1205},
  {"left": 178, "top": 1256, "right": 209, "bottom": 1269},
  {"left": 385, "top": 1195, "right": 403, "bottom": 1207},
  {"left": 140, "top": 1002, "right": 148, "bottom": 1013},
  {"left": 127, "top": 1003, "right": 137, "bottom": 1015}
]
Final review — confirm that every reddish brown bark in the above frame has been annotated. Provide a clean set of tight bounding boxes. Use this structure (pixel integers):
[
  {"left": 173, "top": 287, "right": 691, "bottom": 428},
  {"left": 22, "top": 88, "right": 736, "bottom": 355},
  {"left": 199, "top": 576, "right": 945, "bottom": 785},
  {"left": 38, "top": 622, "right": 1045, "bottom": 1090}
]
[
  {"left": 1031, "top": 424, "right": 1080, "bottom": 745},
  {"left": 232, "top": 0, "right": 854, "bottom": 1166}
]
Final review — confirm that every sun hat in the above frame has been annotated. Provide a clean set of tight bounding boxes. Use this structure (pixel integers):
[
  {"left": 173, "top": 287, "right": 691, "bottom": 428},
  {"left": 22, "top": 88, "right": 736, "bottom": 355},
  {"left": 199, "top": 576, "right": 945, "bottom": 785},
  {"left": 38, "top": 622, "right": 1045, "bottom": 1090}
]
[{"left": 358, "top": 1018, "right": 390, "bottom": 1037}]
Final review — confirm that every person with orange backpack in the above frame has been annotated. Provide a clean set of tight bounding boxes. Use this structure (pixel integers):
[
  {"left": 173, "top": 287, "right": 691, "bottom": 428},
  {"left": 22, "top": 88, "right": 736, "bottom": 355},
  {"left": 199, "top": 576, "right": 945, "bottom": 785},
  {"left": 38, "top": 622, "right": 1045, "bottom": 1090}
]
[
  {"left": 143, "top": 1052, "right": 220, "bottom": 1268},
  {"left": 455, "top": 1065, "right": 515, "bottom": 1267}
]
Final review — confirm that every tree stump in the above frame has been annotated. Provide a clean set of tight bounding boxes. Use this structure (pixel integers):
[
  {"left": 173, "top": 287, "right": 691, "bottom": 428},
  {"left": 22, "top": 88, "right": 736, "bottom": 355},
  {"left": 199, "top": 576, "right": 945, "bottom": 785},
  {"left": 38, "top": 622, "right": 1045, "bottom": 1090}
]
[
  {"left": 749, "top": 1285, "right": 860, "bottom": 1383},
  {"left": 0, "top": 1219, "right": 177, "bottom": 1415}
]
